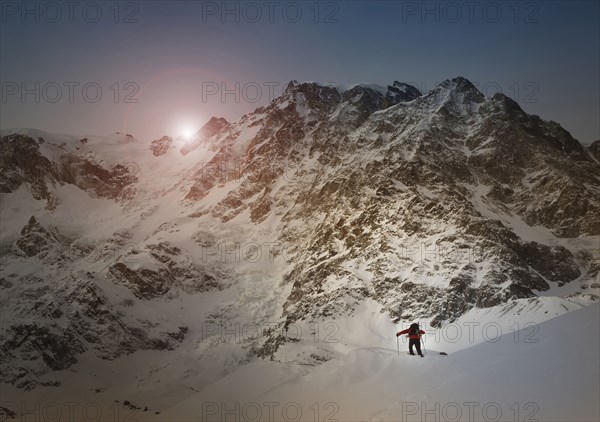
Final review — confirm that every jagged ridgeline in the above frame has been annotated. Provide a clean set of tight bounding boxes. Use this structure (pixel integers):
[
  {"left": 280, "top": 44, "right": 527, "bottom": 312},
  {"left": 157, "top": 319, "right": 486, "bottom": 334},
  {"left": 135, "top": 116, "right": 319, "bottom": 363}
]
[{"left": 1, "top": 77, "right": 599, "bottom": 389}]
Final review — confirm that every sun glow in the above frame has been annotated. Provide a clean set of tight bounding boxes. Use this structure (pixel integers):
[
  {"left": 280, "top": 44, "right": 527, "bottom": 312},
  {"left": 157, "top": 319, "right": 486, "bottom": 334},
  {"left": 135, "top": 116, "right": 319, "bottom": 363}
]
[
  {"left": 181, "top": 127, "right": 195, "bottom": 139},
  {"left": 171, "top": 116, "right": 204, "bottom": 141}
]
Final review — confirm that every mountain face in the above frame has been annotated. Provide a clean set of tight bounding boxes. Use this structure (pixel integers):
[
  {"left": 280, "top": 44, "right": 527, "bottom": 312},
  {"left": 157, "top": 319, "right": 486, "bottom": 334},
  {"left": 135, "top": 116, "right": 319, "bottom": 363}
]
[
  {"left": 0, "top": 133, "right": 138, "bottom": 206},
  {"left": 1, "top": 77, "right": 599, "bottom": 391},
  {"left": 589, "top": 140, "right": 600, "bottom": 162}
]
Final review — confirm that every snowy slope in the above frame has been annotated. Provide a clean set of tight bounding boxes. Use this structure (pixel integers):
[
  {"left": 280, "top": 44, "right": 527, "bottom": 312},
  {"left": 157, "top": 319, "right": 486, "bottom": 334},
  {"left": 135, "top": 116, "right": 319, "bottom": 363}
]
[
  {"left": 148, "top": 302, "right": 600, "bottom": 422},
  {"left": 1, "top": 298, "right": 597, "bottom": 421}
]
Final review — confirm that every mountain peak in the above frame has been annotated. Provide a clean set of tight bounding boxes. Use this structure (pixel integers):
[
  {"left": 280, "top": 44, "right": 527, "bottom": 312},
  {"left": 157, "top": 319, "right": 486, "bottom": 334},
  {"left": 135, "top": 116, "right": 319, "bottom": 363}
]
[
  {"left": 285, "top": 79, "right": 300, "bottom": 90},
  {"left": 285, "top": 80, "right": 334, "bottom": 92},
  {"left": 199, "top": 116, "right": 229, "bottom": 137},
  {"left": 282, "top": 80, "right": 343, "bottom": 115},
  {"left": 386, "top": 81, "right": 422, "bottom": 103},
  {"left": 427, "top": 76, "right": 485, "bottom": 108},
  {"left": 284, "top": 80, "right": 343, "bottom": 96},
  {"left": 437, "top": 76, "right": 481, "bottom": 94}
]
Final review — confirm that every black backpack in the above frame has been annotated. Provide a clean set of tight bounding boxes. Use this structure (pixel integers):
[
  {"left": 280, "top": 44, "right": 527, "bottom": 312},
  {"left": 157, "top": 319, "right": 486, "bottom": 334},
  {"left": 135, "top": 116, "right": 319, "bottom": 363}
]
[{"left": 409, "top": 323, "right": 419, "bottom": 336}]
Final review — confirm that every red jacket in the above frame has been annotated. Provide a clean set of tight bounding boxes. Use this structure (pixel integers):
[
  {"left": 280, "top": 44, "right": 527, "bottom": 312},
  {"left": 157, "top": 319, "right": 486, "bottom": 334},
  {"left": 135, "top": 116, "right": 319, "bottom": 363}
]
[{"left": 396, "top": 328, "right": 425, "bottom": 339}]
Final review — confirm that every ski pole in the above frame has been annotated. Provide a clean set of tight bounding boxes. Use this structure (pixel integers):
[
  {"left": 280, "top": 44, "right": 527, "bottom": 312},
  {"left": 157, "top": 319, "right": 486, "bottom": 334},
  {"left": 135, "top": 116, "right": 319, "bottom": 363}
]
[{"left": 397, "top": 335, "right": 400, "bottom": 356}]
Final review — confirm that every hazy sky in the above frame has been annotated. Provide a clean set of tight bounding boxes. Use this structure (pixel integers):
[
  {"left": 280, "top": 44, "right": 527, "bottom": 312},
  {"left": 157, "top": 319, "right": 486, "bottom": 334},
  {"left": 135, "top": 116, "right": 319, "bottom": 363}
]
[{"left": 1, "top": 0, "right": 598, "bottom": 144}]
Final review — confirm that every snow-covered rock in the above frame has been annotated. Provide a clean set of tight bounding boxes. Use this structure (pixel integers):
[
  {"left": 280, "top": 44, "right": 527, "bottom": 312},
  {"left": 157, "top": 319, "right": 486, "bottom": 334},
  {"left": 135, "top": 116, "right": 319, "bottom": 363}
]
[{"left": 1, "top": 77, "right": 598, "bottom": 402}]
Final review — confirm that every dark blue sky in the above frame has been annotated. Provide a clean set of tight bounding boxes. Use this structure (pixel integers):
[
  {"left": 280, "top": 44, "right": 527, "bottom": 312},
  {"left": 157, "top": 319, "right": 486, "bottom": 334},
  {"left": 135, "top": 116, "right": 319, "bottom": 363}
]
[{"left": 1, "top": 0, "right": 598, "bottom": 143}]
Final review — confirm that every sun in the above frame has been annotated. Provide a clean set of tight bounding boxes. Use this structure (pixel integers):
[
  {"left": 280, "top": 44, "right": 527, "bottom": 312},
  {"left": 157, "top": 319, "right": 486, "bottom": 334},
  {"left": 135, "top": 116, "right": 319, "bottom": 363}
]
[
  {"left": 172, "top": 116, "right": 204, "bottom": 141},
  {"left": 181, "top": 127, "right": 195, "bottom": 140}
]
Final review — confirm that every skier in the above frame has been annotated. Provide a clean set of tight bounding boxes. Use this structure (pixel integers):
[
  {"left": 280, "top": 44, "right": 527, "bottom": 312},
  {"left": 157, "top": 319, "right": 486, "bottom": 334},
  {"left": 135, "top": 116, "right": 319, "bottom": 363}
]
[{"left": 396, "top": 323, "right": 425, "bottom": 357}]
